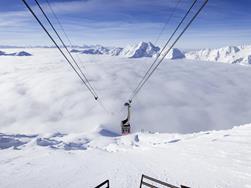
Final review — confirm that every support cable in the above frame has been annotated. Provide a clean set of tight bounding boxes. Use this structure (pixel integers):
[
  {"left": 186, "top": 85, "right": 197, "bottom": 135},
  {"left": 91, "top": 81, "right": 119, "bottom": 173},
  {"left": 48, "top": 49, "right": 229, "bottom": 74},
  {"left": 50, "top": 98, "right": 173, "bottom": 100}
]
[
  {"left": 42, "top": 0, "right": 113, "bottom": 114},
  {"left": 44, "top": 0, "right": 73, "bottom": 49},
  {"left": 22, "top": 0, "right": 98, "bottom": 99},
  {"left": 44, "top": 0, "right": 87, "bottom": 70},
  {"left": 34, "top": 0, "right": 98, "bottom": 99},
  {"left": 130, "top": 0, "right": 198, "bottom": 101},
  {"left": 153, "top": 0, "right": 182, "bottom": 46},
  {"left": 44, "top": 0, "right": 110, "bottom": 111},
  {"left": 129, "top": 0, "right": 208, "bottom": 102}
]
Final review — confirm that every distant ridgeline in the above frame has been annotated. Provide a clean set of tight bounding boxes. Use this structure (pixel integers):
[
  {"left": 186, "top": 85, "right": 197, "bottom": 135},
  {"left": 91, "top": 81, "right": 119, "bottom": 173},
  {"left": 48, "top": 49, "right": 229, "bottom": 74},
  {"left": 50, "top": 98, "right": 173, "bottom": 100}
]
[
  {"left": 70, "top": 42, "right": 251, "bottom": 64},
  {"left": 185, "top": 45, "right": 251, "bottom": 64},
  {"left": 70, "top": 41, "right": 185, "bottom": 60},
  {"left": 2, "top": 42, "right": 251, "bottom": 64},
  {"left": 0, "top": 50, "right": 32, "bottom": 56}
]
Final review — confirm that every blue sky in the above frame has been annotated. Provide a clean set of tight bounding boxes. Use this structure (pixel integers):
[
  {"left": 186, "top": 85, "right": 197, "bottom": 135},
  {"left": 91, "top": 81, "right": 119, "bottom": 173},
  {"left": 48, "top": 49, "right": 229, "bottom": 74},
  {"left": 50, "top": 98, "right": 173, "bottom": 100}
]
[{"left": 0, "top": 0, "right": 251, "bottom": 49}]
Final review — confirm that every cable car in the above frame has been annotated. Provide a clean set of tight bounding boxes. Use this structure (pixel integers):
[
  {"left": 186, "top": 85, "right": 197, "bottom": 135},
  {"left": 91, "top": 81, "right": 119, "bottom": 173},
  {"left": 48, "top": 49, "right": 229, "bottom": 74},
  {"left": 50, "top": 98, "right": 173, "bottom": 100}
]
[{"left": 121, "top": 102, "right": 131, "bottom": 135}]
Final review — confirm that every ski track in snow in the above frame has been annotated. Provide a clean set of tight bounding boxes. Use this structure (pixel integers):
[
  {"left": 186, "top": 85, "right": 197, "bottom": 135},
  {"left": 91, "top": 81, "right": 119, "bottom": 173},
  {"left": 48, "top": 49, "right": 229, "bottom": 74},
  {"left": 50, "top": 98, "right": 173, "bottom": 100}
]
[{"left": 0, "top": 48, "right": 251, "bottom": 187}]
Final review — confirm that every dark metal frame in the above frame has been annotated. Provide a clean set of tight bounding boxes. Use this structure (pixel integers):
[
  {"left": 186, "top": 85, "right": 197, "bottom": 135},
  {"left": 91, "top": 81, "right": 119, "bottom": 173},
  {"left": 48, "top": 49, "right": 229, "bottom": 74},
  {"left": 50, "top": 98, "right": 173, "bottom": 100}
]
[
  {"left": 95, "top": 180, "right": 109, "bottom": 188},
  {"left": 94, "top": 175, "right": 190, "bottom": 188},
  {"left": 139, "top": 174, "right": 190, "bottom": 188}
]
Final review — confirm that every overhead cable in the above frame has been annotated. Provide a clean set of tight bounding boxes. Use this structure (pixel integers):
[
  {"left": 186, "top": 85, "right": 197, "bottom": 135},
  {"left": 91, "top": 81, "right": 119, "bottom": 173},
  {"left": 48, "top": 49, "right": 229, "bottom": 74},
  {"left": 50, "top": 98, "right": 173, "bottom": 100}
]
[
  {"left": 129, "top": 0, "right": 208, "bottom": 102},
  {"left": 22, "top": 0, "right": 98, "bottom": 99},
  {"left": 34, "top": 0, "right": 98, "bottom": 99},
  {"left": 153, "top": 0, "right": 182, "bottom": 46},
  {"left": 130, "top": 0, "right": 198, "bottom": 101}
]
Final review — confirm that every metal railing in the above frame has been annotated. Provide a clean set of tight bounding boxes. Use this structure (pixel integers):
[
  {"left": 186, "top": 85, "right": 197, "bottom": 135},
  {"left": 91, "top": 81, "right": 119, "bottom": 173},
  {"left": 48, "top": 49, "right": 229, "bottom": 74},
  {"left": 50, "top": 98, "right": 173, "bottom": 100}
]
[
  {"left": 94, "top": 175, "right": 190, "bottom": 188},
  {"left": 95, "top": 180, "right": 109, "bottom": 188},
  {"left": 140, "top": 174, "right": 190, "bottom": 188}
]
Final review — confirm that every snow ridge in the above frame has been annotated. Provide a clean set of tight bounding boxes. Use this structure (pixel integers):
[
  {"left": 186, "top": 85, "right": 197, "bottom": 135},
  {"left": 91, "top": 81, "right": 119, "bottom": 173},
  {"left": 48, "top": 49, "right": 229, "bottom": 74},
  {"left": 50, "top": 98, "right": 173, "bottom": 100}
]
[
  {"left": 1, "top": 124, "right": 251, "bottom": 151},
  {"left": 185, "top": 45, "right": 251, "bottom": 64},
  {"left": 70, "top": 45, "right": 122, "bottom": 56},
  {"left": 70, "top": 42, "right": 186, "bottom": 59},
  {"left": 0, "top": 50, "right": 32, "bottom": 56}
]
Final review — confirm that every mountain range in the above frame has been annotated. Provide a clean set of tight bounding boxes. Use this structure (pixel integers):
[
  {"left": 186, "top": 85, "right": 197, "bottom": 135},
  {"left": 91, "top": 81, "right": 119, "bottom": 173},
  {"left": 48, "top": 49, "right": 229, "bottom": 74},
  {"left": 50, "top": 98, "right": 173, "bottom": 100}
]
[
  {"left": 70, "top": 42, "right": 185, "bottom": 60},
  {"left": 1, "top": 42, "right": 251, "bottom": 64},
  {"left": 70, "top": 42, "right": 251, "bottom": 64},
  {"left": 0, "top": 50, "right": 32, "bottom": 56},
  {"left": 185, "top": 45, "right": 251, "bottom": 64}
]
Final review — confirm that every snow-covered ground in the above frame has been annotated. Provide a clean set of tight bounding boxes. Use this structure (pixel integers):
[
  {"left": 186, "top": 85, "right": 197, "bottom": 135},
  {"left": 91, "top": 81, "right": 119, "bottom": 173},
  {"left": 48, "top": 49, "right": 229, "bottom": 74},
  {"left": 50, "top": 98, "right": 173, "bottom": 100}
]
[
  {"left": 0, "top": 48, "right": 251, "bottom": 187},
  {"left": 1, "top": 124, "right": 251, "bottom": 188}
]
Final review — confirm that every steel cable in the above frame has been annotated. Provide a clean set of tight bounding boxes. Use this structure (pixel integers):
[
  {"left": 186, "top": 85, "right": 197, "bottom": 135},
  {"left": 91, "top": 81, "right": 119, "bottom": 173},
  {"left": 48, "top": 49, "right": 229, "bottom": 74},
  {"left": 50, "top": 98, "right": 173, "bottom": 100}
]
[
  {"left": 22, "top": 0, "right": 98, "bottom": 99},
  {"left": 129, "top": 0, "right": 208, "bottom": 102},
  {"left": 34, "top": 0, "right": 98, "bottom": 99}
]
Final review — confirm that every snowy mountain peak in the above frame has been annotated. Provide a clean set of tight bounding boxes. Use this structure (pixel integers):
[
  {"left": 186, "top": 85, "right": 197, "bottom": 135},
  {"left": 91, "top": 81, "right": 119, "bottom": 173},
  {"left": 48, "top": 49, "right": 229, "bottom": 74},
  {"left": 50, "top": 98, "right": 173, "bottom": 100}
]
[
  {"left": 221, "top": 46, "right": 240, "bottom": 54},
  {"left": 162, "top": 48, "right": 185, "bottom": 59},
  {"left": 137, "top": 41, "right": 155, "bottom": 48},
  {"left": 120, "top": 41, "right": 160, "bottom": 58},
  {"left": 108, "top": 47, "right": 123, "bottom": 56}
]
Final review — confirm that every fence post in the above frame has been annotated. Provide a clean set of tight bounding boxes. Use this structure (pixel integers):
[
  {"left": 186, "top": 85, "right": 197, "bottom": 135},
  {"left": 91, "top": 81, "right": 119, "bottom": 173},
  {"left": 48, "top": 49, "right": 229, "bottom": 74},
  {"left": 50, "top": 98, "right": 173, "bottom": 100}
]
[{"left": 139, "top": 174, "right": 144, "bottom": 188}]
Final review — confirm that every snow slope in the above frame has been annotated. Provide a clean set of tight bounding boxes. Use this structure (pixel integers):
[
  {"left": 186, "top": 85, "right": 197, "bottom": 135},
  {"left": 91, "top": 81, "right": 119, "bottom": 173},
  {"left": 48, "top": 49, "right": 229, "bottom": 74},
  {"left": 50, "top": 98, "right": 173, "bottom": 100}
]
[
  {"left": 155, "top": 48, "right": 185, "bottom": 60},
  {"left": 186, "top": 45, "right": 251, "bottom": 64},
  {"left": 108, "top": 47, "right": 123, "bottom": 56},
  {"left": 0, "top": 124, "right": 251, "bottom": 187}
]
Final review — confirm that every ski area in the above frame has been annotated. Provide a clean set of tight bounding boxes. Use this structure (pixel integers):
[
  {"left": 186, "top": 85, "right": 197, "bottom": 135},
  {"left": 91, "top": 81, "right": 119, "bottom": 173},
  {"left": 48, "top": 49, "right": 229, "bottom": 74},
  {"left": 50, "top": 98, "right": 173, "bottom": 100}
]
[{"left": 1, "top": 0, "right": 251, "bottom": 187}]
